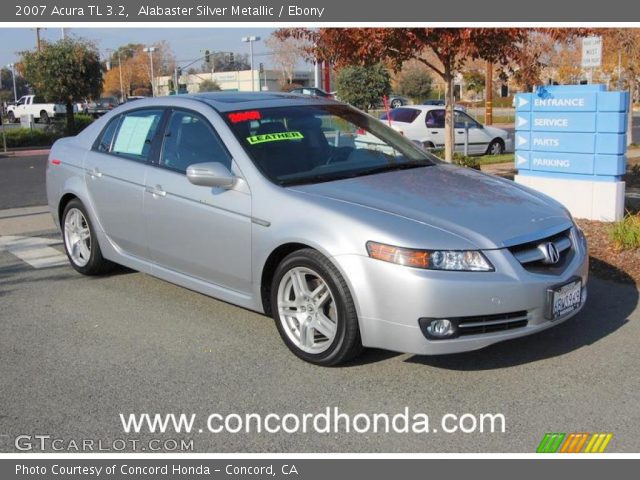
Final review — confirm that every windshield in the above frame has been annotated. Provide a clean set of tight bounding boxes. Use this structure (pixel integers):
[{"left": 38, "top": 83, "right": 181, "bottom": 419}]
[{"left": 224, "top": 104, "right": 437, "bottom": 186}]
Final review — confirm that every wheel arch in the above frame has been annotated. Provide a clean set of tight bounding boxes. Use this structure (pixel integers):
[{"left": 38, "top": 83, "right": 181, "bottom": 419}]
[
  {"left": 58, "top": 192, "right": 79, "bottom": 228},
  {"left": 260, "top": 242, "right": 312, "bottom": 316}
]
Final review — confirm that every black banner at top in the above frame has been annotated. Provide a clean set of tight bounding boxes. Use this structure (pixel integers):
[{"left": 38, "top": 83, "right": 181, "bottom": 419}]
[{"left": 4, "top": 0, "right": 640, "bottom": 22}]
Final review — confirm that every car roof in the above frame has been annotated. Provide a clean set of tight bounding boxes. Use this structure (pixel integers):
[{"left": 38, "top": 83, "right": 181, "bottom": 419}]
[
  {"left": 126, "top": 92, "right": 338, "bottom": 113},
  {"left": 391, "top": 104, "right": 463, "bottom": 112}
]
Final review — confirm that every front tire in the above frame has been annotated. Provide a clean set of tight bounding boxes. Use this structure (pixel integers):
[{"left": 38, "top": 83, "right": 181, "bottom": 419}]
[
  {"left": 486, "top": 139, "right": 505, "bottom": 155},
  {"left": 62, "top": 199, "right": 114, "bottom": 275},
  {"left": 271, "top": 249, "right": 363, "bottom": 366},
  {"left": 7, "top": 111, "right": 15, "bottom": 123},
  {"left": 390, "top": 99, "right": 403, "bottom": 108}
]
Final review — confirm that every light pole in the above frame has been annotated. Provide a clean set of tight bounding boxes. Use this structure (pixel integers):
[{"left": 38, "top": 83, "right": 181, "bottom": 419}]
[
  {"left": 7, "top": 63, "right": 17, "bottom": 103},
  {"left": 117, "top": 50, "right": 125, "bottom": 102},
  {"left": 241, "top": 36, "right": 261, "bottom": 92},
  {"left": 143, "top": 47, "right": 157, "bottom": 97}
]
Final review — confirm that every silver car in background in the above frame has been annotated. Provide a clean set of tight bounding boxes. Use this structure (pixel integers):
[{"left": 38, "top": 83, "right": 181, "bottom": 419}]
[{"left": 46, "top": 93, "right": 588, "bottom": 366}]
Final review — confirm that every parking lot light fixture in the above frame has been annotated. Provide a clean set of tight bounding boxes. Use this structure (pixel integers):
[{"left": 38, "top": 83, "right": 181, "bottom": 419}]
[
  {"left": 241, "top": 36, "right": 261, "bottom": 92},
  {"left": 143, "top": 47, "right": 157, "bottom": 97}
]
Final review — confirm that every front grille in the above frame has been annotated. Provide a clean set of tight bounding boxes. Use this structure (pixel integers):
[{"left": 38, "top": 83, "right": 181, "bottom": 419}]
[
  {"left": 456, "top": 310, "right": 528, "bottom": 336},
  {"left": 508, "top": 228, "right": 573, "bottom": 275}
]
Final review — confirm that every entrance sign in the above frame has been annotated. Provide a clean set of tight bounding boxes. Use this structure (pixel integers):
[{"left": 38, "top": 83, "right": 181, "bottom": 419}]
[{"left": 514, "top": 84, "right": 628, "bottom": 221}]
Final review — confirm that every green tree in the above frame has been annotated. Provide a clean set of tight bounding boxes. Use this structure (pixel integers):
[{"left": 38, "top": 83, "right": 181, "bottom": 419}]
[
  {"left": 198, "top": 79, "right": 222, "bottom": 92},
  {"left": 1, "top": 68, "right": 29, "bottom": 103},
  {"left": 462, "top": 69, "right": 485, "bottom": 95},
  {"left": 396, "top": 66, "right": 433, "bottom": 102},
  {"left": 335, "top": 64, "right": 391, "bottom": 111},
  {"left": 20, "top": 38, "right": 102, "bottom": 134}
]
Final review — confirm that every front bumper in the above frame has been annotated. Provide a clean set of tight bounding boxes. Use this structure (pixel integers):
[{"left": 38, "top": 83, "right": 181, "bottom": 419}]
[{"left": 332, "top": 228, "right": 588, "bottom": 355}]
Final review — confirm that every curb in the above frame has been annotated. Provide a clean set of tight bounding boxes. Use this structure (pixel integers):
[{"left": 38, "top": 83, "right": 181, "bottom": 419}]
[{"left": 0, "top": 148, "right": 51, "bottom": 158}]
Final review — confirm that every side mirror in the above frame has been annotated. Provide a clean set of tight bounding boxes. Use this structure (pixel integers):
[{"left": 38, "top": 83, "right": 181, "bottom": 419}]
[{"left": 186, "top": 162, "right": 236, "bottom": 189}]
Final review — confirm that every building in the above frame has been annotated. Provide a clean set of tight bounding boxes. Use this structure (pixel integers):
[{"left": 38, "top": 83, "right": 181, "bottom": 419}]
[{"left": 155, "top": 69, "right": 314, "bottom": 96}]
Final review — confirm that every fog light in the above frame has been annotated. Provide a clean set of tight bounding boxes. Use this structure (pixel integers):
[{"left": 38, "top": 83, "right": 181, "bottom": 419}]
[
  {"left": 428, "top": 319, "right": 454, "bottom": 336},
  {"left": 418, "top": 318, "right": 458, "bottom": 340}
]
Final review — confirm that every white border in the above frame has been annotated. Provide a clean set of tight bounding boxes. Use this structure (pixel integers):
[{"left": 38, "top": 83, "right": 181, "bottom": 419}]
[{"left": 1, "top": 20, "right": 638, "bottom": 459}]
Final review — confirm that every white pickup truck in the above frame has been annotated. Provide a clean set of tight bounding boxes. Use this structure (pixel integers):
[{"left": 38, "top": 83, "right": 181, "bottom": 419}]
[{"left": 6, "top": 95, "right": 71, "bottom": 124}]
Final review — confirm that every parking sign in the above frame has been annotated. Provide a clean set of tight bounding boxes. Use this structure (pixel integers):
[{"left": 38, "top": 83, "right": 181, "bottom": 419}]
[{"left": 581, "top": 36, "right": 602, "bottom": 69}]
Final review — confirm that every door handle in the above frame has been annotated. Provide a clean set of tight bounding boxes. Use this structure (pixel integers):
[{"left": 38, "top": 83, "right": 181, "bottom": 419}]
[
  {"left": 146, "top": 185, "right": 167, "bottom": 197},
  {"left": 88, "top": 168, "right": 102, "bottom": 178}
]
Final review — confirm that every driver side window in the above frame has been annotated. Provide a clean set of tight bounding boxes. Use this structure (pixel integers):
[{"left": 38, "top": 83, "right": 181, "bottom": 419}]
[{"left": 160, "top": 110, "right": 232, "bottom": 174}]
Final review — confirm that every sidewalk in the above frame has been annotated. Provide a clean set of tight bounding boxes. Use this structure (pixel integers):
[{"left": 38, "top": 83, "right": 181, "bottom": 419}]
[{"left": 0, "top": 148, "right": 51, "bottom": 158}]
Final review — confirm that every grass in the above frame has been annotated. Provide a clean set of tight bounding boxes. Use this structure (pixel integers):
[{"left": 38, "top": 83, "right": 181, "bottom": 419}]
[
  {"left": 476, "top": 153, "right": 514, "bottom": 165},
  {"left": 609, "top": 214, "right": 640, "bottom": 251}
]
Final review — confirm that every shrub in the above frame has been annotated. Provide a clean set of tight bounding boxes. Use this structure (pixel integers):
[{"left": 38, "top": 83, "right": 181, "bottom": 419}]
[
  {"left": 430, "top": 149, "right": 481, "bottom": 170},
  {"left": 609, "top": 214, "right": 640, "bottom": 251},
  {"left": 4, "top": 128, "right": 60, "bottom": 148}
]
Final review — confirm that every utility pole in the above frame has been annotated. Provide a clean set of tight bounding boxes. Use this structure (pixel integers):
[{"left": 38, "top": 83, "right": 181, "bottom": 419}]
[
  {"left": 8, "top": 63, "right": 17, "bottom": 103},
  {"left": 36, "top": 28, "right": 42, "bottom": 52},
  {"left": 485, "top": 61, "right": 493, "bottom": 125},
  {"left": 118, "top": 50, "right": 124, "bottom": 102}
]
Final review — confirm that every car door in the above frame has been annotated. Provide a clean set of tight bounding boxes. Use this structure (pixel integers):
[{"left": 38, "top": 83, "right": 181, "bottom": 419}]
[
  {"left": 454, "top": 110, "right": 491, "bottom": 154},
  {"left": 423, "top": 109, "right": 446, "bottom": 148},
  {"left": 84, "top": 108, "right": 166, "bottom": 259},
  {"left": 144, "top": 108, "right": 252, "bottom": 294},
  {"left": 15, "top": 96, "right": 27, "bottom": 117}
]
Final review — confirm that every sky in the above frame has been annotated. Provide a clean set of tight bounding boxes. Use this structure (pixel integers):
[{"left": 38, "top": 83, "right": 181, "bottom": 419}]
[{"left": 0, "top": 27, "right": 278, "bottom": 69}]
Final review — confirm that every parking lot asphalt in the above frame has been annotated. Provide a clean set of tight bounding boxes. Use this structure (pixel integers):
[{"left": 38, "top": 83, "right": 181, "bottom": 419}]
[{"left": 1, "top": 155, "right": 640, "bottom": 453}]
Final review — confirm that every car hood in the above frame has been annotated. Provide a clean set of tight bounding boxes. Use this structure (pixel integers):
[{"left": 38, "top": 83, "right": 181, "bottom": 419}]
[
  {"left": 290, "top": 165, "right": 571, "bottom": 249},
  {"left": 484, "top": 125, "right": 509, "bottom": 138}
]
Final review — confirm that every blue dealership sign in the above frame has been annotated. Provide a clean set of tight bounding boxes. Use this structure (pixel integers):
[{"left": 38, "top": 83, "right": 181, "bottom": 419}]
[{"left": 515, "top": 84, "right": 628, "bottom": 181}]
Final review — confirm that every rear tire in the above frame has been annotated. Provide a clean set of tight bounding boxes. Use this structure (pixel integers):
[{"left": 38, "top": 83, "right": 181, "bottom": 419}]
[
  {"left": 390, "top": 99, "right": 403, "bottom": 108},
  {"left": 62, "top": 199, "right": 114, "bottom": 275},
  {"left": 40, "top": 110, "right": 50, "bottom": 124},
  {"left": 271, "top": 249, "right": 363, "bottom": 366}
]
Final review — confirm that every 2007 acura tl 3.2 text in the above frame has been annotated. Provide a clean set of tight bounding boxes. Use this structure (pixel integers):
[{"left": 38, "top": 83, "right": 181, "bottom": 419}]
[{"left": 46, "top": 92, "right": 588, "bottom": 365}]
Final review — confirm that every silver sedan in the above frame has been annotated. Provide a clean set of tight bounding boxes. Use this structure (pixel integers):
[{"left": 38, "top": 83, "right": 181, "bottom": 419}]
[{"left": 46, "top": 93, "right": 588, "bottom": 365}]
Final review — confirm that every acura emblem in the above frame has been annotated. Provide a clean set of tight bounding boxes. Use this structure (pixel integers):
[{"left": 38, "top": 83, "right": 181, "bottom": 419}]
[{"left": 538, "top": 242, "right": 560, "bottom": 265}]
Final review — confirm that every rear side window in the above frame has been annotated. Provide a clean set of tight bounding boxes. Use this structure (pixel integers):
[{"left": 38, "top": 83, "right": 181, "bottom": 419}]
[
  {"left": 160, "top": 110, "right": 232, "bottom": 173},
  {"left": 425, "top": 109, "right": 445, "bottom": 128},
  {"left": 381, "top": 108, "right": 420, "bottom": 123},
  {"left": 95, "top": 117, "right": 120, "bottom": 153},
  {"left": 110, "top": 109, "right": 164, "bottom": 162}
]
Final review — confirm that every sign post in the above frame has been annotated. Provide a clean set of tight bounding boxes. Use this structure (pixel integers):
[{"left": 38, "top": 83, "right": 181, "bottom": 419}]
[
  {"left": 0, "top": 111, "right": 6, "bottom": 153},
  {"left": 514, "top": 84, "right": 628, "bottom": 221}
]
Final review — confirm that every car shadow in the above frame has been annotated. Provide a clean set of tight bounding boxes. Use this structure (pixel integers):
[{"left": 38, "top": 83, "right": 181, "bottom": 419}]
[{"left": 404, "top": 273, "right": 636, "bottom": 370}]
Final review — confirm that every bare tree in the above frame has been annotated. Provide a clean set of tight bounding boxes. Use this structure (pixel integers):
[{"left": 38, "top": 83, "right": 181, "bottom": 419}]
[{"left": 265, "top": 34, "right": 309, "bottom": 86}]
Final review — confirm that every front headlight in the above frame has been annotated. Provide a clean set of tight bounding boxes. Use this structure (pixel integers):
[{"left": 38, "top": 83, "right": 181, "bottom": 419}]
[{"left": 366, "top": 241, "right": 494, "bottom": 272}]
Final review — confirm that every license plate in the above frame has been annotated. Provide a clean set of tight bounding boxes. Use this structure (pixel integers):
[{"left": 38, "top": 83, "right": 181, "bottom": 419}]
[{"left": 547, "top": 279, "right": 582, "bottom": 320}]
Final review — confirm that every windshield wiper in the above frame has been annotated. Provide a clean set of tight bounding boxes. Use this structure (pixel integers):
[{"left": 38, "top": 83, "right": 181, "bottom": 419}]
[
  {"left": 282, "top": 160, "right": 433, "bottom": 186},
  {"left": 347, "top": 160, "right": 433, "bottom": 178}
]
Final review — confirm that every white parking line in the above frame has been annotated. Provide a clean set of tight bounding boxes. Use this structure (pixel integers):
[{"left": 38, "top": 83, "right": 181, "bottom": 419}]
[{"left": 0, "top": 235, "right": 68, "bottom": 269}]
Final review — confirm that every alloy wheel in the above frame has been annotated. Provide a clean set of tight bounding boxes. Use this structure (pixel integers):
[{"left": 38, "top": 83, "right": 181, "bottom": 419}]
[
  {"left": 64, "top": 208, "right": 92, "bottom": 267},
  {"left": 276, "top": 266, "right": 338, "bottom": 354}
]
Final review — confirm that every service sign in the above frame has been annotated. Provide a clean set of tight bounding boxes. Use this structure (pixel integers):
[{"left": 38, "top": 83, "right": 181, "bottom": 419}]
[{"left": 515, "top": 84, "right": 628, "bottom": 181}]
